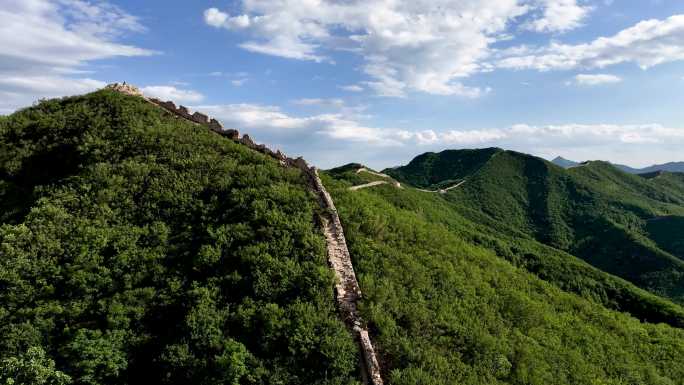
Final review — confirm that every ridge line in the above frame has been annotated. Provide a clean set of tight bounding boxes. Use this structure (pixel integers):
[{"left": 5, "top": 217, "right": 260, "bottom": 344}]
[{"left": 106, "top": 83, "right": 384, "bottom": 384}]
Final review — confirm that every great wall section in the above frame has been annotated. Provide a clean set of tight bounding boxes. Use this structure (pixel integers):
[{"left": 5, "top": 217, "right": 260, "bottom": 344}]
[{"left": 105, "top": 83, "right": 384, "bottom": 385}]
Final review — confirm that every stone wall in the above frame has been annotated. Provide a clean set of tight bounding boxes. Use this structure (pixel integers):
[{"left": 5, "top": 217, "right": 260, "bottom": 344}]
[
  {"left": 310, "top": 168, "right": 384, "bottom": 385},
  {"left": 147, "top": 98, "right": 224, "bottom": 132},
  {"left": 105, "top": 83, "right": 225, "bottom": 133}
]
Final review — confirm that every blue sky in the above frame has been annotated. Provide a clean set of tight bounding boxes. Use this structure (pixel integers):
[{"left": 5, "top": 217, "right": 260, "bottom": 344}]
[{"left": 2, "top": 0, "right": 684, "bottom": 169}]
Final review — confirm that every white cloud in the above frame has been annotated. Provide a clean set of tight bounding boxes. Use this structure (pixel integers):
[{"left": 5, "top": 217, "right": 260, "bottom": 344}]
[
  {"left": 231, "top": 78, "right": 248, "bottom": 87},
  {"left": 205, "top": 104, "right": 308, "bottom": 130},
  {"left": 498, "top": 14, "right": 684, "bottom": 71},
  {"left": 0, "top": 76, "right": 106, "bottom": 114},
  {"left": 292, "top": 98, "right": 345, "bottom": 108},
  {"left": 203, "top": 1, "right": 602, "bottom": 97},
  {"left": 189, "top": 100, "right": 684, "bottom": 168},
  {"left": 204, "top": 8, "right": 251, "bottom": 29},
  {"left": 197, "top": 103, "right": 401, "bottom": 146},
  {"left": 571, "top": 73, "right": 622, "bottom": 86},
  {"left": 203, "top": 1, "right": 537, "bottom": 97},
  {"left": 0, "top": 76, "right": 106, "bottom": 95},
  {"left": 193, "top": 98, "right": 684, "bottom": 154},
  {"left": 141, "top": 86, "right": 205, "bottom": 103},
  {"left": 339, "top": 84, "right": 365, "bottom": 92},
  {"left": 432, "top": 123, "right": 684, "bottom": 146},
  {"left": 0, "top": 0, "right": 154, "bottom": 113},
  {"left": 524, "top": 0, "right": 592, "bottom": 33},
  {"left": 1, "top": 0, "right": 153, "bottom": 70}
]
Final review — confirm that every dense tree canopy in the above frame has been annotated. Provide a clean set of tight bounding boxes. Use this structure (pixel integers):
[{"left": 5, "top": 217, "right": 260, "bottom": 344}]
[
  {"left": 0, "top": 91, "right": 359, "bottom": 385},
  {"left": 3, "top": 90, "right": 684, "bottom": 385},
  {"left": 324, "top": 170, "right": 684, "bottom": 384},
  {"left": 385, "top": 149, "right": 684, "bottom": 305}
]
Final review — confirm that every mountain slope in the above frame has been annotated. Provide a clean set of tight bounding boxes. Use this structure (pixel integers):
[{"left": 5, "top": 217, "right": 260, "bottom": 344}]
[
  {"left": 0, "top": 91, "right": 360, "bottom": 384},
  {"left": 551, "top": 156, "right": 579, "bottom": 168},
  {"left": 386, "top": 149, "right": 684, "bottom": 304},
  {"left": 383, "top": 148, "right": 500, "bottom": 189},
  {"left": 3, "top": 90, "right": 684, "bottom": 385},
  {"left": 322, "top": 171, "right": 684, "bottom": 384},
  {"left": 616, "top": 162, "right": 684, "bottom": 174}
]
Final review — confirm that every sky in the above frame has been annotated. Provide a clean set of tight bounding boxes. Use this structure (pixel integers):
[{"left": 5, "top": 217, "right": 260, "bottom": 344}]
[{"left": 2, "top": 0, "right": 684, "bottom": 169}]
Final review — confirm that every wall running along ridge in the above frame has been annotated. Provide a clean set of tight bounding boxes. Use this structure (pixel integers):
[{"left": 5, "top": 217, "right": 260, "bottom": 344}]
[{"left": 105, "top": 83, "right": 384, "bottom": 385}]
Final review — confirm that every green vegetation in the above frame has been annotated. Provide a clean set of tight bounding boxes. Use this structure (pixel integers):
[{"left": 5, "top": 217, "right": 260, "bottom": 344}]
[
  {"left": 384, "top": 148, "right": 499, "bottom": 189},
  {"left": 0, "top": 91, "right": 359, "bottom": 385},
  {"left": 647, "top": 216, "right": 684, "bottom": 260},
  {"left": 3, "top": 90, "right": 684, "bottom": 385},
  {"left": 384, "top": 149, "right": 684, "bottom": 305},
  {"left": 327, "top": 164, "right": 395, "bottom": 188},
  {"left": 323, "top": 171, "right": 684, "bottom": 385}
]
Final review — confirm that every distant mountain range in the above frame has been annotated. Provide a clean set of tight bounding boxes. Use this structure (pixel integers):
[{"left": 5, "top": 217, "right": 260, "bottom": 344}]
[
  {"left": 552, "top": 156, "right": 684, "bottom": 174},
  {"left": 387, "top": 148, "right": 684, "bottom": 309}
]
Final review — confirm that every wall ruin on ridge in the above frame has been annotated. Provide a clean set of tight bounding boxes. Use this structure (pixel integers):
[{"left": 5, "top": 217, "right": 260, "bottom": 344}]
[{"left": 105, "top": 82, "right": 384, "bottom": 385}]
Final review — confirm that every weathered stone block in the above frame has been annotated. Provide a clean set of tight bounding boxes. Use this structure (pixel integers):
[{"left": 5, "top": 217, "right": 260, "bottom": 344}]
[
  {"left": 192, "top": 112, "right": 209, "bottom": 124},
  {"left": 223, "top": 129, "right": 240, "bottom": 140},
  {"left": 240, "top": 134, "right": 256, "bottom": 148}
]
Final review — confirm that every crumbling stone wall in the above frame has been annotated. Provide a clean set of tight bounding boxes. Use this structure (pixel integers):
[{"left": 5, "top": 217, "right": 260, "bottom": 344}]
[
  {"left": 229, "top": 135, "right": 385, "bottom": 385},
  {"left": 147, "top": 97, "right": 224, "bottom": 132},
  {"left": 310, "top": 168, "right": 384, "bottom": 385},
  {"left": 105, "top": 83, "right": 225, "bottom": 133},
  {"left": 105, "top": 83, "right": 384, "bottom": 384}
]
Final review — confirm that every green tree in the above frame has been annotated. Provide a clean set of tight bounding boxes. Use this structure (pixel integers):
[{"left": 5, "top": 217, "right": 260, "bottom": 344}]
[{"left": 0, "top": 347, "right": 71, "bottom": 385}]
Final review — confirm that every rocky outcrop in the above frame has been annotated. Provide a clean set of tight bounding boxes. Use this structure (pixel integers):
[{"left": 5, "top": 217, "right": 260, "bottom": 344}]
[
  {"left": 105, "top": 82, "right": 143, "bottom": 97},
  {"left": 105, "top": 83, "right": 384, "bottom": 384}
]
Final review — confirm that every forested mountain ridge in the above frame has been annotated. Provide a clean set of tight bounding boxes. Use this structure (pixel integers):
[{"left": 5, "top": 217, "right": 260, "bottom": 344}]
[
  {"left": 385, "top": 149, "right": 684, "bottom": 305},
  {"left": 0, "top": 90, "right": 364, "bottom": 384},
  {"left": 2, "top": 89, "right": 684, "bottom": 385},
  {"left": 324, "top": 166, "right": 684, "bottom": 384}
]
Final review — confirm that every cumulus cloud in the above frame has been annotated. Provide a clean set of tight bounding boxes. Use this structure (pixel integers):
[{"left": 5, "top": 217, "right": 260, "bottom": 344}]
[
  {"left": 0, "top": 0, "right": 152, "bottom": 70},
  {"left": 203, "top": 2, "right": 683, "bottom": 95},
  {"left": 0, "top": 76, "right": 106, "bottom": 95},
  {"left": 203, "top": 1, "right": 604, "bottom": 97},
  {"left": 198, "top": 103, "right": 401, "bottom": 147},
  {"left": 0, "top": 0, "right": 154, "bottom": 113},
  {"left": 141, "top": 86, "right": 205, "bottom": 103},
  {"left": 408, "top": 124, "right": 684, "bottom": 146},
  {"left": 183, "top": 92, "right": 684, "bottom": 167},
  {"left": 0, "top": 76, "right": 107, "bottom": 114},
  {"left": 204, "top": 1, "right": 549, "bottom": 97},
  {"left": 524, "top": 0, "right": 592, "bottom": 33},
  {"left": 497, "top": 14, "right": 684, "bottom": 71},
  {"left": 570, "top": 73, "right": 622, "bottom": 86},
  {"left": 190, "top": 98, "right": 684, "bottom": 168}
]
